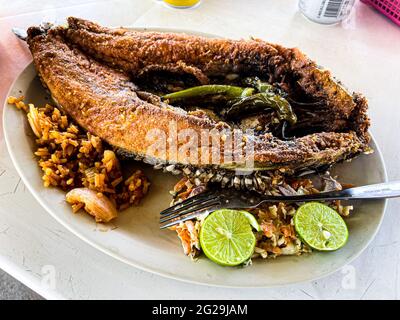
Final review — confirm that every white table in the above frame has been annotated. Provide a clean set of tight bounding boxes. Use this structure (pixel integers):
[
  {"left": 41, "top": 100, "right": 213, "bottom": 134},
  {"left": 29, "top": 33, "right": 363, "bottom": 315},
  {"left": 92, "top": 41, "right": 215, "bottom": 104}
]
[{"left": 0, "top": 0, "right": 399, "bottom": 299}]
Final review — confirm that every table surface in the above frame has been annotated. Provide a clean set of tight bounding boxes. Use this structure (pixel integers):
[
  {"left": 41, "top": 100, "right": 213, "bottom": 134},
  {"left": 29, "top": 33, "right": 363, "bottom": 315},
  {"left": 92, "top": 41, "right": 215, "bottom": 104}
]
[{"left": 1, "top": 0, "right": 399, "bottom": 300}]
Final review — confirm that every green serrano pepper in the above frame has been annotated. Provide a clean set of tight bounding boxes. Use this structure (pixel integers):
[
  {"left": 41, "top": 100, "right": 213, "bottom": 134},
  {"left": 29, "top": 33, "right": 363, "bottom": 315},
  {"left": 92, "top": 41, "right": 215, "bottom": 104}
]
[
  {"left": 162, "top": 85, "right": 254, "bottom": 103},
  {"left": 223, "top": 93, "right": 297, "bottom": 125},
  {"left": 162, "top": 81, "right": 296, "bottom": 126}
]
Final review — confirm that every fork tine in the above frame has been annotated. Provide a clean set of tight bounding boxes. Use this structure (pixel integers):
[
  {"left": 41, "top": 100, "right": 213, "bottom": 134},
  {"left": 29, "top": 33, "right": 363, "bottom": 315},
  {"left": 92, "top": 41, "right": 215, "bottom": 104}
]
[
  {"left": 160, "top": 204, "right": 221, "bottom": 229},
  {"left": 160, "top": 189, "right": 215, "bottom": 216},
  {"left": 160, "top": 198, "right": 221, "bottom": 223}
]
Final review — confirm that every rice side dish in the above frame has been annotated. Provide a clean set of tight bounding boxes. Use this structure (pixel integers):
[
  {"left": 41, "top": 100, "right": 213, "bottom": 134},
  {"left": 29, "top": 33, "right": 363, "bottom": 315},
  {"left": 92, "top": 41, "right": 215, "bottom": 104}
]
[{"left": 8, "top": 96, "right": 150, "bottom": 222}]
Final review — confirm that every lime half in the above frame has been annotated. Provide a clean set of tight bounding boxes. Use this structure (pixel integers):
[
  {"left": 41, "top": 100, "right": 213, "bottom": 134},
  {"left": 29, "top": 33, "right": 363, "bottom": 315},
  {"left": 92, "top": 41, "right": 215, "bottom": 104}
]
[
  {"left": 199, "top": 209, "right": 256, "bottom": 266},
  {"left": 294, "top": 202, "right": 348, "bottom": 251}
]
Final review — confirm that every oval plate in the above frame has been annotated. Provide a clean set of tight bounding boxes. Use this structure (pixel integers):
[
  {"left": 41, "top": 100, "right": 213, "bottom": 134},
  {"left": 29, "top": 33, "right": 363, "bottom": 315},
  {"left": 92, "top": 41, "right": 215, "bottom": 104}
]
[{"left": 3, "top": 28, "right": 387, "bottom": 287}]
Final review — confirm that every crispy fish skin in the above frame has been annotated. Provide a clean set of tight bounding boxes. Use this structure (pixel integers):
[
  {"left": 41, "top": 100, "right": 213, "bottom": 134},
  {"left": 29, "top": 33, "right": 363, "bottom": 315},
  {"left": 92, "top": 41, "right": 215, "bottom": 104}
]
[
  {"left": 26, "top": 21, "right": 369, "bottom": 172},
  {"left": 64, "top": 17, "right": 369, "bottom": 138},
  {"left": 26, "top": 27, "right": 225, "bottom": 165}
]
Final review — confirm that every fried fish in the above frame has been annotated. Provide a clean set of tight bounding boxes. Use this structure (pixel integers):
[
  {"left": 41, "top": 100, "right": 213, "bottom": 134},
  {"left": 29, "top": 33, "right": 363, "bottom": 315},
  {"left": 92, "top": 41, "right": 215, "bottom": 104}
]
[{"left": 26, "top": 18, "right": 370, "bottom": 192}]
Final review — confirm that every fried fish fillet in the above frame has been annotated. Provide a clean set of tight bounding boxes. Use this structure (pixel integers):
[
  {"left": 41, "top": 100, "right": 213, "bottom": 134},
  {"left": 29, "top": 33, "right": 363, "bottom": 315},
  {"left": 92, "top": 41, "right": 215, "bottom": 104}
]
[{"left": 26, "top": 18, "right": 370, "bottom": 184}]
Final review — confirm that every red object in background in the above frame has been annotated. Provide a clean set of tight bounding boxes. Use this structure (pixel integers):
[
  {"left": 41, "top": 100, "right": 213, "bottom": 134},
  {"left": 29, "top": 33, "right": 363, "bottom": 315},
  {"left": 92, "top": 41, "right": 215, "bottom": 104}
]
[{"left": 361, "top": 0, "right": 400, "bottom": 26}]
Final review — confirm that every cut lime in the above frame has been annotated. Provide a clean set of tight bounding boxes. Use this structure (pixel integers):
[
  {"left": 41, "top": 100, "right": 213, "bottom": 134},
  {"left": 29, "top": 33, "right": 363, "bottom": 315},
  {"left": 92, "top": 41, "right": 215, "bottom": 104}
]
[
  {"left": 199, "top": 209, "right": 256, "bottom": 266},
  {"left": 240, "top": 211, "right": 261, "bottom": 232},
  {"left": 294, "top": 202, "right": 348, "bottom": 251}
]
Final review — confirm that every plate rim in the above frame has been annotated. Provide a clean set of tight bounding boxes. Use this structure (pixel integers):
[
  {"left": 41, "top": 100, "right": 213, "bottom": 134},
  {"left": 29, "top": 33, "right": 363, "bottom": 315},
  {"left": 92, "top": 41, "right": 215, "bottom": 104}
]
[{"left": 2, "top": 27, "right": 389, "bottom": 288}]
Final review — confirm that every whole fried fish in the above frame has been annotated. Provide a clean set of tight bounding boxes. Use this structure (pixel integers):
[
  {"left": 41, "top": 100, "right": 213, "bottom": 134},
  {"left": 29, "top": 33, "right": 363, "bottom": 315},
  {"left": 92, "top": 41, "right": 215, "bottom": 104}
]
[{"left": 26, "top": 18, "right": 370, "bottom": 191}]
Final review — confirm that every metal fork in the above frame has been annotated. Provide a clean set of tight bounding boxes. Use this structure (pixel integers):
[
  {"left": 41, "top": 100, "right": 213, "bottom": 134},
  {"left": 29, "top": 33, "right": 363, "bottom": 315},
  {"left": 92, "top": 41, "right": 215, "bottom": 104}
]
[{"left": 159, "top": 181, "right": 400, "bottom": 229}]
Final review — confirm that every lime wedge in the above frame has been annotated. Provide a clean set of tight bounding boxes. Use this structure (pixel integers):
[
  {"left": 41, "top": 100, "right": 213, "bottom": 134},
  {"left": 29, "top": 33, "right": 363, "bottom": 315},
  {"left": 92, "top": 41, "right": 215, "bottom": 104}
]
[
  {"left": 294, "top": 202, "right": 348, "bottom": 251},
  {"left": 199, "top": 209, "right": 256, "bottom": 266}
]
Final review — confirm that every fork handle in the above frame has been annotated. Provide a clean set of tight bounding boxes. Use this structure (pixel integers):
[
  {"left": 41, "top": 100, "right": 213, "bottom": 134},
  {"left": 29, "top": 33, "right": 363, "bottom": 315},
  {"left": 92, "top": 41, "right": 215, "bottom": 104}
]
[{"left": 261, "top": 181, "right": 400, "bottom": 202}]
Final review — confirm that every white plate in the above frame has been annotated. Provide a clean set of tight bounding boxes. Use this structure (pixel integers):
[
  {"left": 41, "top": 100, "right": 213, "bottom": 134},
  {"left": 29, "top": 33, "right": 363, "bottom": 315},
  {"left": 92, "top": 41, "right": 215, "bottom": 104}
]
[{"left": 3, "top": 28, "right": 387, "bottom": 287}]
